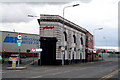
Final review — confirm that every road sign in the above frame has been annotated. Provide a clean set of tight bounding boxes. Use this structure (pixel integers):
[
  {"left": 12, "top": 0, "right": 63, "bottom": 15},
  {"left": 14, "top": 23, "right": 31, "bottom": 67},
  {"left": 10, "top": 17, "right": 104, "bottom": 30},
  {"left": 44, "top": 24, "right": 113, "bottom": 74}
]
[
  {"left": 17, "top": 40, "right": 22, "bottom": 43},
  {"left": 36, "top": 49, "right": 42, "bottom": 52},
  {"left": 105, "top": 49, "right": 108, "bottom": 51},
  {"left": 3, "top": 49, "right": 6, "bottom": 52},
  {"left": 61, "top": 47, "right": 65, "bottom": 51},
  {"left": 17, "top": 34, "right": 23, "bottom": 40},
  {"left": 18, "top": 42, "right": 21, "bottom": 46},
  {"left": 32, "top": 48, "right": 36, "bottom": 52}
]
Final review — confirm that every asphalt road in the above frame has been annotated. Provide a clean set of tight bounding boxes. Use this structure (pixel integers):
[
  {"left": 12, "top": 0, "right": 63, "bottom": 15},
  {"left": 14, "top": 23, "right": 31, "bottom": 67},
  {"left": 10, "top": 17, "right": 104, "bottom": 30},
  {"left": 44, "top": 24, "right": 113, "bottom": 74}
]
[{"left": 2, "top": 54, "right": 119, "bottom": 80}]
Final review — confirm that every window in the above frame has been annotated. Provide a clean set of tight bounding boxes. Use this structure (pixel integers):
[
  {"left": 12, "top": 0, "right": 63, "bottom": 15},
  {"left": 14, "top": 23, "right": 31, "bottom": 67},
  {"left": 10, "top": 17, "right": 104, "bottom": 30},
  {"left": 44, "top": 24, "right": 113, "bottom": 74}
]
[
  {"left": 73, "top": 35, "right": 76, "bottom": 43},
  {"left": 81, "top": 37, "right": 83, "bottom": 45},
  {"left": 64, "top": 32, "right": 67, "bottom": 41}
]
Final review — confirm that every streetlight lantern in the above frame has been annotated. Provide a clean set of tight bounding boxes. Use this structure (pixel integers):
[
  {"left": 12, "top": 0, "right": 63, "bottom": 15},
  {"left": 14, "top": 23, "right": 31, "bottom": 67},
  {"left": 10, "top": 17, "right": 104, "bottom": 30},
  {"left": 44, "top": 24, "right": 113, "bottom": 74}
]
[
  {"left": 98, "top": 28, "right": 103, "bottom": 30},
  {"left": 28, "top": 15, "right": 39, "bottom": 17},
  {"left": 62, "top": 4, "right": 79, "bottom": 65},
  {"left": 72, "top": 4, "right": 80, "bottom": 7}
]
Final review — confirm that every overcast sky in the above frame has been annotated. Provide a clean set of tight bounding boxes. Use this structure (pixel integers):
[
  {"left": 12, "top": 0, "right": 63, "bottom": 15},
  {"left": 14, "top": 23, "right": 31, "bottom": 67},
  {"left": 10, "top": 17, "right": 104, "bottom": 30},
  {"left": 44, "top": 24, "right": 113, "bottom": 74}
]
[{"left": 0, "top": 0, "right": 119, "bottom": 47}]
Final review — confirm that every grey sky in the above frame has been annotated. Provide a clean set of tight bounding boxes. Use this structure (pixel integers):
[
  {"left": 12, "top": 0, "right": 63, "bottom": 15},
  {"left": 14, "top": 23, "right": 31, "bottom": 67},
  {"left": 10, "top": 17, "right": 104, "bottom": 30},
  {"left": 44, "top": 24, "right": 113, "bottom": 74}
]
[
  {"left": 0, "top": 0, "right": 92, "bottom": 3},
  {"left": 0, "top": 0, "right": 118, "bottom": 47}
]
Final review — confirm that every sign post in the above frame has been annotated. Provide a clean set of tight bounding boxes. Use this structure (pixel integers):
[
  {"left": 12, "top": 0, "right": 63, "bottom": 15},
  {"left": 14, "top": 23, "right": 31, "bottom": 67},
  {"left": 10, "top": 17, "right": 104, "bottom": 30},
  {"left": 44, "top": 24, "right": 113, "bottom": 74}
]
[
  {"left": 61, "top": 46, "right": 65, "bottom": 65},
  {"left": 17, "top": 34, "right": 22, "bottom": 67},
  {"left": 32, "top": 48, "right": 36, "bottom": 65},
  {"left": 34, "top": 48, "right": 42, "bottom": 66},
  {"left": 2, "top": 49, "right": 6, "bottom": 63}
]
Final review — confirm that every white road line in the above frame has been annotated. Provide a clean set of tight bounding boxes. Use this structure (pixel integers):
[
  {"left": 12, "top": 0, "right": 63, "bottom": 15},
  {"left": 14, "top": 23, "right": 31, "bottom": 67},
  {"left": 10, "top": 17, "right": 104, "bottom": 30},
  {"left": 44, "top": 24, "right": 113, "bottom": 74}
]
[{"left": 32, "top": 67, "right": 87, "bottom": 78}]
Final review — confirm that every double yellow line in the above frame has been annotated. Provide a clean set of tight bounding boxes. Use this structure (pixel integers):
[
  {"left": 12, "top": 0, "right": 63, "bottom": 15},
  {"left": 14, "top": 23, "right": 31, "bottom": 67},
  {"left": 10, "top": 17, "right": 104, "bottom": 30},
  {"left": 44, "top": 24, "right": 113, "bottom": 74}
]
[{"left": 99, "top": 69, "right": 119, "bottom": 80}]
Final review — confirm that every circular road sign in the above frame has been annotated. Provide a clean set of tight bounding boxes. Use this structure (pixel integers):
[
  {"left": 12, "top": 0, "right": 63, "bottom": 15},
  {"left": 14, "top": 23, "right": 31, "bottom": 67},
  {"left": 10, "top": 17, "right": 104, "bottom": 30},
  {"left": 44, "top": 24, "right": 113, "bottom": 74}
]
[
  {"left": 3, "top": 49, "right": 6, "bottom": 52},
  {"left": 32, "top": 48, "right": 36, "bottom": 52},
  {"left": 17, "top": 34, "right": 23, "bottom": 40},
  {"left": 61, "top": 47, "right": 65, "bottom": 51}
]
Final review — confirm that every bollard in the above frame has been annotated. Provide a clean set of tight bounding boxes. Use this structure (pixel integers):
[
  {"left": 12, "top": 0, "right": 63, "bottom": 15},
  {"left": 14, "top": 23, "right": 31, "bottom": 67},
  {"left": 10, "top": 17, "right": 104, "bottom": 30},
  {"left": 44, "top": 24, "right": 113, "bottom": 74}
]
[{"left": 12, "top": 58, "right": 16, "bottom": 68}]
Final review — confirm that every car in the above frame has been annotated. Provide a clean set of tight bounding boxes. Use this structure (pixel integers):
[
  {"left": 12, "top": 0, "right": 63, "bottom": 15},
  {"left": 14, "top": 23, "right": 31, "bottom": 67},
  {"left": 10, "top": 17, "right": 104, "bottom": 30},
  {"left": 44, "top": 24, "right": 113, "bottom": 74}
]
[{"left": 8, "top": 54, "right": 22, "bottom": 64}]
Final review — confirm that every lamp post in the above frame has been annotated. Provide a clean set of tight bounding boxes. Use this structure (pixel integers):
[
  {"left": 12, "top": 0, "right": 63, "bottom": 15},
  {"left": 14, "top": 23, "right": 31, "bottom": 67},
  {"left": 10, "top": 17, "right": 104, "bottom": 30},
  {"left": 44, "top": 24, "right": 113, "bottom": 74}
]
[
  {"left": 27, "top": 15, "right": 41, "bottom": 65},
  {"left": 62, "top": 4, "right": 79, "bottom": 65},
  {"left": 93, "top": 28, "right": 103, "bottom": 61}
]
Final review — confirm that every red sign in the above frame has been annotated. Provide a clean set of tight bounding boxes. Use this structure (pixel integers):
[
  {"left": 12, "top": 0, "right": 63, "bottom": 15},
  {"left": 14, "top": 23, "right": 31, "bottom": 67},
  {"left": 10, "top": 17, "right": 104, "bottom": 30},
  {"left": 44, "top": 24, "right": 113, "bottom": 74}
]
[
  {"left": 43, "top": 26, "right": 54, "bottom": 29},
  {"left": 101, "top": 50, "right": 103, "bottom": 53},
  {"left": 105, "top": 49, "right": 108, "bottom": 51},
  {"left": 17, "top": 34, "right": 23, "bottom": 40},
  {"left": 32, "top": 48, "right": 36, "bottom": 52},
  {"left": 3, "top": 49, "right": 6, "bottom": 52}
]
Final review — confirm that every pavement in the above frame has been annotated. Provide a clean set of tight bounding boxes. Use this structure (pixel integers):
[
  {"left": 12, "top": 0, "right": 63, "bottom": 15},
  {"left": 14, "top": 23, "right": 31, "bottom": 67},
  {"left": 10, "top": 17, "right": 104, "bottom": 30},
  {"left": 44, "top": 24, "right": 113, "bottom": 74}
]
[{"left": 1, "top": 54, "right": 120, "bottom": 80}]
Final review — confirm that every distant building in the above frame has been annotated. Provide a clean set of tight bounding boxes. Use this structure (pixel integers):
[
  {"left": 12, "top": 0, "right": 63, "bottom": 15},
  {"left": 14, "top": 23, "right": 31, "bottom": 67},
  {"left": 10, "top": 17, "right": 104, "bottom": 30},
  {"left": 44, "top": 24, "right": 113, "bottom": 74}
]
[{"left": 0, "top": 31, "right": 39, "bottom": 57}]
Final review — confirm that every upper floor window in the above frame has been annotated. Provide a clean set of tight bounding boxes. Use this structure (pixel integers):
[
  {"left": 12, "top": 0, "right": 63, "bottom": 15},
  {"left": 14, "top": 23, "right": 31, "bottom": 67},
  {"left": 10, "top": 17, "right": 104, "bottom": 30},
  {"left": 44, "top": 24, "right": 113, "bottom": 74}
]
[
  {"left": 80, "top": 37, "right": 83, "bottom": 45},
  {"left": 73, "top": 35, "right": 76, "bottom": 43},
  {"left": 64, "top": 32, "right": 67, "bottom": 41}
]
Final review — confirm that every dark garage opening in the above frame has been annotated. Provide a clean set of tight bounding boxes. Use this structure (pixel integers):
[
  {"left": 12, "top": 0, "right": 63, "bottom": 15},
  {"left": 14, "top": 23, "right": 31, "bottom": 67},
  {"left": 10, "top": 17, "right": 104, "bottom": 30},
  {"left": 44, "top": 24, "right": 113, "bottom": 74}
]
[{"left": 40, "top": 37, "right": 57, "bottom": 65}]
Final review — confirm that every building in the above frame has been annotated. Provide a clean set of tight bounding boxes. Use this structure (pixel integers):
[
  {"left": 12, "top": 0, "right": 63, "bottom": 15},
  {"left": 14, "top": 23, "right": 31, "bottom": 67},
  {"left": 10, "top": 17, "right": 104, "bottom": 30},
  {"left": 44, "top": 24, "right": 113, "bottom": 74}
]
[
  {"left": 85, "top": 31, "right": 93, "bottom": 62},
  {"left": 38, "top": 14, "right": 93, "bottom": 65},
  {"left": 0, "top": 14, "right": 93, "bottom": 65},
  {"left": 0, "top": 31, "right": 39, "bottom": 57}
]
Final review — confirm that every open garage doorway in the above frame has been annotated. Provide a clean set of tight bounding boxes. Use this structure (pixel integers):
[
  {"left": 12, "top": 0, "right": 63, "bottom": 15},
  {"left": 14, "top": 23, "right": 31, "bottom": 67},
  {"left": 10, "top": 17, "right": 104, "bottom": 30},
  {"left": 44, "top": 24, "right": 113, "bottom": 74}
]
[{"left": 40, "top": 37, "right": 57, "bottom": 65}]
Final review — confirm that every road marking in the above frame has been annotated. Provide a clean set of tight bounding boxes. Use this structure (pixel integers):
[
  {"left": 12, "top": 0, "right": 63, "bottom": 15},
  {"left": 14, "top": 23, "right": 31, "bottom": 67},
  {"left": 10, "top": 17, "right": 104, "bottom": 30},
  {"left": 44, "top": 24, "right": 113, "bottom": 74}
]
[
  {"left": 24, "top": 59, "right": 38, "bottom": 67},
  {"left": 32, "top": 67, "right": 86, "bottom": 78},
  {"left": 99, "top": 69, "right": 119, "bottom": 80}
]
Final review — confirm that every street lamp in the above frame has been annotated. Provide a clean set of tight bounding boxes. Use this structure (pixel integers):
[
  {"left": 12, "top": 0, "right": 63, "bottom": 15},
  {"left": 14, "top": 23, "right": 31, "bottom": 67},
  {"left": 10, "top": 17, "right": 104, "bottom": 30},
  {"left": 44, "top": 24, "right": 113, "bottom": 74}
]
[
  {"left": 93, "top": 28, "right": 103, "bottom": 61},
  {"left": 28, "top": 15, "right": 41, "bottom": 65},
  {"left": 62, "top": 4, "right": 79, "bottom": 65}
]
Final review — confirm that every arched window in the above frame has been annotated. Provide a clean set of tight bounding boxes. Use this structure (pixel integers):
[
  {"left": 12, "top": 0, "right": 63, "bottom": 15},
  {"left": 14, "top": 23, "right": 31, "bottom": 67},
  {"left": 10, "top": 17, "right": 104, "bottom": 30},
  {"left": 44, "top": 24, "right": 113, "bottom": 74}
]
[
  {"left": 64, "top": 32, "right": 67, "bottom": 41},
  {"left": 73, "top": 35, "right": 76, "bottom": 43},
  {"left": 80, "top": 37, "right": 83, "bottom": 45}
]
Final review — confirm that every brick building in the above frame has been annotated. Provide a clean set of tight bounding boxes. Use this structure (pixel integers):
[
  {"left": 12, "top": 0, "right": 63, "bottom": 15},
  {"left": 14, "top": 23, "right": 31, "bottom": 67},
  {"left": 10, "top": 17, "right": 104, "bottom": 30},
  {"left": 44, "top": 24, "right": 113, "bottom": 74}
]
[{"left": 85, "top": 30, "right": 94, "bottom": 62}]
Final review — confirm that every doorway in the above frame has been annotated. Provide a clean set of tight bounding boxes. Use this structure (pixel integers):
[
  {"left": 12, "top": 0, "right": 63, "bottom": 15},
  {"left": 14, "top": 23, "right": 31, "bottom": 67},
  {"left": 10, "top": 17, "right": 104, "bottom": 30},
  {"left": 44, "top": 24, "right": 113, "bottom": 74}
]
[{"left": 40, "top": 37, "right": 57, "bottom": 65}]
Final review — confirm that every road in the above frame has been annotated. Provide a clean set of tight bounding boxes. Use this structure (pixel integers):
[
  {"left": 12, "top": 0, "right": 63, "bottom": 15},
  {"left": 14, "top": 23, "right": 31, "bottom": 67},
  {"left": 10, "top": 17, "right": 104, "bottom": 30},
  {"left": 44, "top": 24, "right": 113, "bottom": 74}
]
[{"left": 2, "top": 54, "right": 119, "bottom": 80}]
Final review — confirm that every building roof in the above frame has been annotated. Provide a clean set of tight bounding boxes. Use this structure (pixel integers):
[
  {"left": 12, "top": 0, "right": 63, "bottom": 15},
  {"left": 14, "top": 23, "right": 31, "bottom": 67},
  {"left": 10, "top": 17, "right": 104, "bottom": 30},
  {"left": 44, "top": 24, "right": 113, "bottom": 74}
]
[
  {"left": 0, "top": 30, "right": 39, "bottom": 36},
  {"left": 40, "top": 14, "right": 88, "bottom": 34}
]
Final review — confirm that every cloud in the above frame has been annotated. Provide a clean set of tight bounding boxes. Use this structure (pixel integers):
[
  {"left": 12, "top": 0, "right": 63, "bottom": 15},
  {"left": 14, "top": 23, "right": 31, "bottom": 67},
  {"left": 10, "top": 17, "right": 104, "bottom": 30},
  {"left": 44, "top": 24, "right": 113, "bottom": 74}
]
[
  {"left": 0, "top": 3, "right": 36, "bottom": 23},
  {"left": 0, "top": 0, "right": 118, "bottom": 47},
  {"left": 0, "top": 0, "right": 92, "bottom": 3},
  {"left": 0, "top": 0, "right": 93, "bottom": 23}
]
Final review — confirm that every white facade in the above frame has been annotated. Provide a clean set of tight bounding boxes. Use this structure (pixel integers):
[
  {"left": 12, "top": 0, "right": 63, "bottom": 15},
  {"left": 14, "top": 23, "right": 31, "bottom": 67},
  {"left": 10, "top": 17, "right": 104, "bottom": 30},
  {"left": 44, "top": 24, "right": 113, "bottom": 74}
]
[{"left": 39, "top": 14, "right": 86, "bottom": 61}]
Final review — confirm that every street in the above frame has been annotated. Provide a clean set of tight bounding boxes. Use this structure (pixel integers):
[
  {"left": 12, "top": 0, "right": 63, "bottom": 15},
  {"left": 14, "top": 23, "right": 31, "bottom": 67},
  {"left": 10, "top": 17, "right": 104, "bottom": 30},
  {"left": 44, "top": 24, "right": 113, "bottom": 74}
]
[{"left": 1, "top": 54, "right": 119, "bottom": 80}]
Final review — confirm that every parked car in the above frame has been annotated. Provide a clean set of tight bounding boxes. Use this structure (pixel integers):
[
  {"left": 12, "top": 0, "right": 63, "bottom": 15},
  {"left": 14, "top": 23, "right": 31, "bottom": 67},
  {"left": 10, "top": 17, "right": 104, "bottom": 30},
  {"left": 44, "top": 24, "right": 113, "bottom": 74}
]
[{"left": 8, "top": 54, "right": 22, "bottom": 64}]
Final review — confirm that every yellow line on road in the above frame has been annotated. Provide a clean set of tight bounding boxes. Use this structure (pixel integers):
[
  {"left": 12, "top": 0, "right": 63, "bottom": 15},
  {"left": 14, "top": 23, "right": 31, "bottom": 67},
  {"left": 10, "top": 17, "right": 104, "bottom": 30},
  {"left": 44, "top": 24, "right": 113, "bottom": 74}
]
[{"left": 99, "top": 69, "right": 119, "bottom": 80}]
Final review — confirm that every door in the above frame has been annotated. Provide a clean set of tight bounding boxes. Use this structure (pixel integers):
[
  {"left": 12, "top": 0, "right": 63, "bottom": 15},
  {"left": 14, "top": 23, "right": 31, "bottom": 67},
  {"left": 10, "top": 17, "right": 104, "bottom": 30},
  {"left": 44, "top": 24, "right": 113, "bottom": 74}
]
[{"left": 40, "top": 37, "right": 57, "bottom": 65}]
